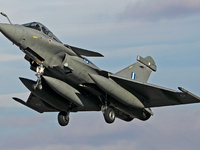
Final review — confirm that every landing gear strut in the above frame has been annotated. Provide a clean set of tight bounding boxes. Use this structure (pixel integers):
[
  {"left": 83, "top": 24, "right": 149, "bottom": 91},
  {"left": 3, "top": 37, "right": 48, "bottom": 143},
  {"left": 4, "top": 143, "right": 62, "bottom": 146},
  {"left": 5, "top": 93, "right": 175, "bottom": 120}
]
[
  {"left": 33, "top": 62, "right": 45, "bottom": 90},
  {"left": 58, "top": 111, "right": 70, "bottom": 126},
  {"left": 100, "top": 94, "right": 116, "bottom": 124}
]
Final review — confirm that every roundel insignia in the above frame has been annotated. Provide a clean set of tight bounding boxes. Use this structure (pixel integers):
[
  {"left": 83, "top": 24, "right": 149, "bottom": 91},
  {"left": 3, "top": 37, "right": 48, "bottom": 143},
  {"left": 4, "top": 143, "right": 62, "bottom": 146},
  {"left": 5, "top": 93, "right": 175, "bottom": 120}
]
[
  {"left": 49, "top": 39, "right": 52, "bottom": 43},
  {"left": 83, "top": 57, "right": 89, "bottom": 64}
]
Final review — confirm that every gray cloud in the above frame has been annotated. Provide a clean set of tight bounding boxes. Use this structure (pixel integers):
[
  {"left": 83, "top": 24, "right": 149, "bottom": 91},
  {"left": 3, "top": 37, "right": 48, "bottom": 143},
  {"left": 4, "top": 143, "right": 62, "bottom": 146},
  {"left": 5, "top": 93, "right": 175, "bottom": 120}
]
[
  {"left": 0, "top": 92, "right": 29, "bottom": 108},
  {"left": 118, "top": 0, "right": 200, "bottom": 21},
  {"left": 0, "top": 54, "right": 23, "bottom": 62},
  {"left": 1, "top": 106, "right": 200, "bottom": 150}
]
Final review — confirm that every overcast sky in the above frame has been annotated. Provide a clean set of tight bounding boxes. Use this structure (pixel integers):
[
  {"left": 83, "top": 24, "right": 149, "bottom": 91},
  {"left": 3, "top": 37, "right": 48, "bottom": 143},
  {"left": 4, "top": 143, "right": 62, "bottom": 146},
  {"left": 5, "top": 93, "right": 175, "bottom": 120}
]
[{"left": 0, "top": 0, "right": 200, "bottom": 149}]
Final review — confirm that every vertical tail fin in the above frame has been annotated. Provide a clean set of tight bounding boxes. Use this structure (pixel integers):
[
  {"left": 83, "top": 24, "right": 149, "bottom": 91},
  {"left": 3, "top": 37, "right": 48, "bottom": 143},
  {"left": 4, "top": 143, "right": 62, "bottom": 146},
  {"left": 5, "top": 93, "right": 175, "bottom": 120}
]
[{"left": 115, "top": 56, "right": 157, "bottom": 83}]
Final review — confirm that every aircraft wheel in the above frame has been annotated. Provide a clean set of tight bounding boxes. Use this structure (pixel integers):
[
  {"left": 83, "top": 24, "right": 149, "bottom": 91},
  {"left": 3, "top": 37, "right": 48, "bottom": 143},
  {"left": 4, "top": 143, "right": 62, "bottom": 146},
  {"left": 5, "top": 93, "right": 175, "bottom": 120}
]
[
  {"left": 140, "top": 111, "right": 151, "bottom": 121},
  {"left": 37, "top": 84, "right": 42, "bottom": 91},
  {"left": 32, "top": 84, "right": 37, "bottom": 91},
  {"left": 58, "top": 111, "right": 69, "bottom": 126},
  {"left": 104, "top": 107, "right": 115, "bottom": 124},
  {"left": 32, "top": 84, "right": 42, "bottom": 91}
]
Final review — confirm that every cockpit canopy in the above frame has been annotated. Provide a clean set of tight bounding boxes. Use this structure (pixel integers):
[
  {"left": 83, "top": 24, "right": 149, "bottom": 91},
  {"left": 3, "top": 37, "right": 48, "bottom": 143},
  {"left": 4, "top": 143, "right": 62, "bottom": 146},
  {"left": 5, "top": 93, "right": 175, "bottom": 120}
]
[{"left": 22, "top": 22, "right": 62, "bottom": 43}]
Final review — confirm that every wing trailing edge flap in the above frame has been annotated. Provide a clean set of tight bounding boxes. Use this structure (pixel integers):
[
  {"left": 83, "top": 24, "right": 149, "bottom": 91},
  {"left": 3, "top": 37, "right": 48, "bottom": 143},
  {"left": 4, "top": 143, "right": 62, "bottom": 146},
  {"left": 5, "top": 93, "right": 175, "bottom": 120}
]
[
  {"left": 13, "top": 93, "right": 58, "bottom": 113},
  {"left": 64, "top": 44, "right": 104, "bottom": 57},
  {"left": 110, "top": 74, "right": 200, "bottom": 108}
]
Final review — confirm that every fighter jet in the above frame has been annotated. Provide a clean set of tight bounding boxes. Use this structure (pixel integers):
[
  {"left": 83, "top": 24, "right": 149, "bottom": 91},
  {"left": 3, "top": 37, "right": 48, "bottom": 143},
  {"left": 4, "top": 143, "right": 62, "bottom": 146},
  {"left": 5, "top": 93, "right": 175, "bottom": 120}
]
[{"left": 0, "top": 12, "right": 200, "bottom": 126}]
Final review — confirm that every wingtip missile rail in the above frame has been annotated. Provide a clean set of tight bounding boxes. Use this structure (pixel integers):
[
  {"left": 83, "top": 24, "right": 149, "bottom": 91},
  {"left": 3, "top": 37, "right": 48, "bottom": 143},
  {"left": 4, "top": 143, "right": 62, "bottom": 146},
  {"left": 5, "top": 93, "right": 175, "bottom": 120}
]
[{"left": 178, "top": 87, "right": 200, "bottom": 101}]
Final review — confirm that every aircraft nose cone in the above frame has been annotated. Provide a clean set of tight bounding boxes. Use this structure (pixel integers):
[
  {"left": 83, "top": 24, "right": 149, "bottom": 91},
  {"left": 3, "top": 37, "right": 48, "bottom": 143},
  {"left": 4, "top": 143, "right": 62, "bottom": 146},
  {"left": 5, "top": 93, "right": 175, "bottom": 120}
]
[{"left": 0, "top": 23, "right": 16, "bottom": 41}]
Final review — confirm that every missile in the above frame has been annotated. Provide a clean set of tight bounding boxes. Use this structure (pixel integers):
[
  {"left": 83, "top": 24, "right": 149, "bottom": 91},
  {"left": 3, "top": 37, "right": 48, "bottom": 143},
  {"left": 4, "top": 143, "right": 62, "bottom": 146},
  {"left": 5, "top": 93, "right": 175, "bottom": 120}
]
[
  {"left": 43, "top": 76, "right": 100, "bottom": 111},
  {"left": 89, "top": 74, "right": 144, "bottom": 109}
]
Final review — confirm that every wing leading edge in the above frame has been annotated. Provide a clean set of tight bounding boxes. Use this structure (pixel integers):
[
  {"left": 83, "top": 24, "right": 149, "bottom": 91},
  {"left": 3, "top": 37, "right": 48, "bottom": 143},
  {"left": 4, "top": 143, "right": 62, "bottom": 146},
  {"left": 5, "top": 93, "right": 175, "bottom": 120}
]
[
  {"left": 13, "top": 93, "right": 58, "bottom": 113},
  {"left": 64, "top": 44, "right": 104, "bottom": 57},
  {"left": 110, "top": 74, "right": 200, "bottom": 108}
]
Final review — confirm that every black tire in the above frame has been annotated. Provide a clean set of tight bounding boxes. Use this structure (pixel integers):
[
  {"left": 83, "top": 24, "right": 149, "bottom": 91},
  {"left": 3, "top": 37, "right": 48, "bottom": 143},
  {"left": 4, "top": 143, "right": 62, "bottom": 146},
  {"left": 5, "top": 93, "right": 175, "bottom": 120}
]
[
  {"left": 140, "top": 112, "right": 151, "bottom": 121},
  {"left": 37, "top": 84, "right": 43, "bottom": 91},
  {"left": 58, "top": 111, "right": 69, "bottom": 126},
  {"left": 104, "top": 107, "right": 115, "bottom": 124},
  {"left": 32, "top": 84, "right": 37, "bottom": 91}
]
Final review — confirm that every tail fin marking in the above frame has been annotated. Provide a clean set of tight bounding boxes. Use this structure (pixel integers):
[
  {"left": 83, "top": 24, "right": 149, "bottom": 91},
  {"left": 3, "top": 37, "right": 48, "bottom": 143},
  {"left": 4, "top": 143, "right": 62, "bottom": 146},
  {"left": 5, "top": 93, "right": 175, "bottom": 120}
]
[{"left": 115, "top": 56, "right": 156, "bottom": 83}]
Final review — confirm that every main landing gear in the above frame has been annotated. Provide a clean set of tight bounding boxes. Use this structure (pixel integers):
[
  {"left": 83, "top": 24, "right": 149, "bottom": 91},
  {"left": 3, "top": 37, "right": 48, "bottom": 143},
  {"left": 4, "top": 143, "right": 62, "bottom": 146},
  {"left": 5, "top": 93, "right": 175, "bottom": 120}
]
[
  {"left": 57, "top": 108, "right": 116, "bottom": 127},
  {"left": 102, "top": 106, "right": 116, "bottom": 124},
  {"left": 33, "top": 62, "right": 45, "bottom": 91},
  {"left": 100, "top": 94, "right": 116, "bottom": 124},
  {"left": 58, "top": 111, "right": 70, "bottom": 126}
]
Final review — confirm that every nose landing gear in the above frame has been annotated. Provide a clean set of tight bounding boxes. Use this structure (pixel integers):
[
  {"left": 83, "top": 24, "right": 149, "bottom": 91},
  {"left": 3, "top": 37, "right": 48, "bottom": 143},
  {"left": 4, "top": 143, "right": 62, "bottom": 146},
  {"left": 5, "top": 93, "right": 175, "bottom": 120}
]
[{"left": 33, "top": 62, "right": 45, "bottom": 91}]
